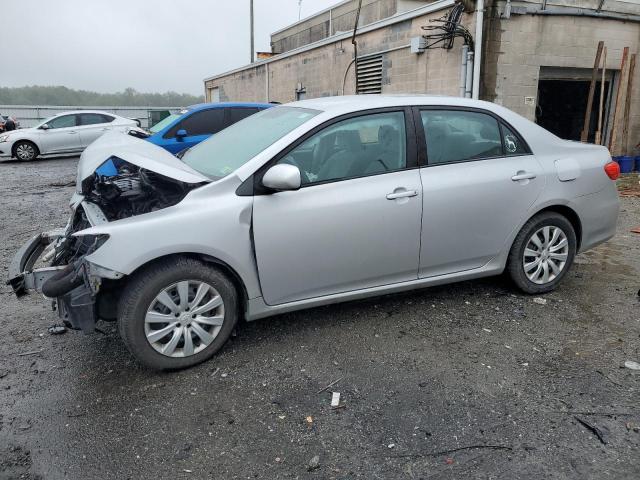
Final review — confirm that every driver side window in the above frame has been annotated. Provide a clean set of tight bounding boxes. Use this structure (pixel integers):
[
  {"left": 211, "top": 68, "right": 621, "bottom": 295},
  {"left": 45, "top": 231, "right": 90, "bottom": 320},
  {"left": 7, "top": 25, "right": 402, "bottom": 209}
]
[
  {"left": 278, "top": 111, "right": 406, "bottom": 185},
  {"left": 47, "top": 115, "right": 78, "bottom": 129}
]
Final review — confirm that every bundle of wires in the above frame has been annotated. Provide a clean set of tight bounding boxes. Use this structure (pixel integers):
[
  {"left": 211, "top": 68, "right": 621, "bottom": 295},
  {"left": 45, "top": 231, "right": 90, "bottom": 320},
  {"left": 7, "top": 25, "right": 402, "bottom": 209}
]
[{"left": 422, "top": 1, "right": 474, "bottom": 51}]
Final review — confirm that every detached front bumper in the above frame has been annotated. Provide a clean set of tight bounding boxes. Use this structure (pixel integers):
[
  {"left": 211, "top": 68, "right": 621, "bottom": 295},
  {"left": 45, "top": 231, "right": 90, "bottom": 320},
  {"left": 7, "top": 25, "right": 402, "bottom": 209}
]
[
  {"left": 7, "top": 231, "right": 64, "bottom": 296},
  {"left": 7, "top": 230, "right": 120, "bottom": 333}
]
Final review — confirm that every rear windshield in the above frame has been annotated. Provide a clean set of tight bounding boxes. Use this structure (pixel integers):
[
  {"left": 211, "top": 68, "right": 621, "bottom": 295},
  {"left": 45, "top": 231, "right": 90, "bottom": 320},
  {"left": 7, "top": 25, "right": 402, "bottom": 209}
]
[{"left": 182, "top": 106, "right": 319, "bottom": 179}]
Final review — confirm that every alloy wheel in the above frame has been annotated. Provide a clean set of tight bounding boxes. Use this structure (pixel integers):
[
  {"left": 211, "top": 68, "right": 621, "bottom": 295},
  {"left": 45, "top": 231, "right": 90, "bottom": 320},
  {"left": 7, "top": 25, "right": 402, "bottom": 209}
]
[
  {"left": 144, "top": 280, "right": 225, "bottom": 358},
  {"left": 522, "top": 226, "right": 569, "bottom": 285}
]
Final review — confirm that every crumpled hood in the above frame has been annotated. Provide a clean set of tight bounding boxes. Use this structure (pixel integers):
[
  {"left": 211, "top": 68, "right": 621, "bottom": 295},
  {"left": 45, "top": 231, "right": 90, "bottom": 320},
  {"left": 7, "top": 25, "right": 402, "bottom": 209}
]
[{"left": 76, "top": 131, "right": 210, "bottom": 189}]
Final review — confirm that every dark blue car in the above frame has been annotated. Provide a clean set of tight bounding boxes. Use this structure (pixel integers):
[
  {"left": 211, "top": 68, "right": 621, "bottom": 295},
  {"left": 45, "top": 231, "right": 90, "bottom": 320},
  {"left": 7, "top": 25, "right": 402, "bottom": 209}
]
[{"left": 146, "top": 102, "right": 272, "bottom": 154}]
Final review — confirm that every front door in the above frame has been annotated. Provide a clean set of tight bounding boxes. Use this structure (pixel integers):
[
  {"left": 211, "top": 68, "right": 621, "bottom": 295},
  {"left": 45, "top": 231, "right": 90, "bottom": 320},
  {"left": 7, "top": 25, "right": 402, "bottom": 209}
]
[
  {"left": 253, "top": 109, "right": 423, "bottom": 305},
  {"left": 40, "top": 114, "right": 82, "bottom": 154},
  {"left": 416, "top": 108, "right": 544, "bottom": 277}
]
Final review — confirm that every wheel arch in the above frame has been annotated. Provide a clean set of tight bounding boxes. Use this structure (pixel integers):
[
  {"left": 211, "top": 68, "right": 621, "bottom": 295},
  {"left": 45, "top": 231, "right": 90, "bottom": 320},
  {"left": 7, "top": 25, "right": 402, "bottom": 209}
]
[
  {"left": 106, "top": 252, "right": 251, "bottom": 321},
  {"left": 12, "top": 139, "right": 40, "bottom": 159},
  {"left": 529, "top": 204, "right": 582, "bottom": 251}
]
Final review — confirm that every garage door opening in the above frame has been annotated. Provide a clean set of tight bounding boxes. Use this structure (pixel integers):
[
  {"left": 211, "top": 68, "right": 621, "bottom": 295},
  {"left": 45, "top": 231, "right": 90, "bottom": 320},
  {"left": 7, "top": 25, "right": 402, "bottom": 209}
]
[{"left": 536, "top": 79, "right": 611, "bottom": 143}]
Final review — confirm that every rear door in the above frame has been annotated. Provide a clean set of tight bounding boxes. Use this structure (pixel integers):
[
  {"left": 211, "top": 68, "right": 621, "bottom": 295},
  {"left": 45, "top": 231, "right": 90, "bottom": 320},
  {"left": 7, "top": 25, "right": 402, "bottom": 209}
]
[
  {"left": 77, "top": 113, "right": 114, "bottom": 147},
  {"left": 416, "top": 107, "right": 544, "bottom": 277},
  {"left": 162, "top": 108, "right": 225, "bottom": 154},
  {"left": 40, "top": 114, "right": 82, "bottom": 153},
  {"left": 253, "top": 108, "right": 423, "bottom": 305}
]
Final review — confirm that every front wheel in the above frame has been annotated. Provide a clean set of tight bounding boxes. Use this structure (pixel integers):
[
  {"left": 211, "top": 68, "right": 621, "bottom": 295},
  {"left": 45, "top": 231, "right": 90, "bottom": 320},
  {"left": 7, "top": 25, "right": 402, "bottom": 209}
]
[
  {"left": 507, "top": 212, "right": 577, "bottom": 294},
  {"left": 118, "top": 258, "right": 238, "bottom": 370},
  {"left": 14, "top": 141, "right": 39, "bottom": 161}
]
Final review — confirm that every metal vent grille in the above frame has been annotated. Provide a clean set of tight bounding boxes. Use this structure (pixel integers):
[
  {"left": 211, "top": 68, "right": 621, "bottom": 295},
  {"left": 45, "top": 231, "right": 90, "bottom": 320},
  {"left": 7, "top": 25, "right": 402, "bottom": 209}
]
[{"left": 357, "top": 55, "right": 383, "bottom": 94}]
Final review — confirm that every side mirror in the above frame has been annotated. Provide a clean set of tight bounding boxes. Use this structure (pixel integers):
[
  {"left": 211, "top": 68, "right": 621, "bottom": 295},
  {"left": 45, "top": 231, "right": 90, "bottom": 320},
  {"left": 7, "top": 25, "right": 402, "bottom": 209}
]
[
  {"left": 262, "top": 164, "right": 301, "bottom": 192},
  {"left": 176, "top": 129, "right": 187, "bottom": 140},
  {"left": 40, "top": 123, "right": 50, "bottom": 130}
]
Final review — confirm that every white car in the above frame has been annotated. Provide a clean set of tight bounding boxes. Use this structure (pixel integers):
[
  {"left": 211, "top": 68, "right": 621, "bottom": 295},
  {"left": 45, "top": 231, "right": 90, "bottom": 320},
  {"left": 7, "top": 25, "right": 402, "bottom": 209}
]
[{"left": 0, "top": 111, "right": 138, "bottom": 161}]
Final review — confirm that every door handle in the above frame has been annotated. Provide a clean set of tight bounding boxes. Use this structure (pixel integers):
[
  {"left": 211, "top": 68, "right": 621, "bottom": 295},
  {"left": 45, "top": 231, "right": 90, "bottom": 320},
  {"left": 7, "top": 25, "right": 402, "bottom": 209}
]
[
  {"left": 511, "top": 171, "right": 536, "bottom": 181},
  {"left": 68, "top": 131, "right": 77, "bottom": 134},
  {"left": 386, "top": 189, "right": 418, "bottom": 200}
]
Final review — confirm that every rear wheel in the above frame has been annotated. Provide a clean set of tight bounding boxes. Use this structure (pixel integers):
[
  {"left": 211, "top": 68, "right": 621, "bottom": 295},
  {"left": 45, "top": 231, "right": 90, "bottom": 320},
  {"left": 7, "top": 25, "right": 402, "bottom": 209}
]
[
  {"left": 13, "top": 141, "right": 39, "bottom": 161},
  {"left": 118, "top": 257, "right": 238, "bottom": 370},
  {"left": 507, "top": 212, "right": 576, "bottom": 294}
]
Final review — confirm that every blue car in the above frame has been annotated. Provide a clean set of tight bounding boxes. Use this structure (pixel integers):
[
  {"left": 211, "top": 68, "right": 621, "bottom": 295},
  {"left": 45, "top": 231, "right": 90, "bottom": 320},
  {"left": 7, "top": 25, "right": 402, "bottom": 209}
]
[{"left": 146, "top": 102, "right": 272, "bottom": 154}]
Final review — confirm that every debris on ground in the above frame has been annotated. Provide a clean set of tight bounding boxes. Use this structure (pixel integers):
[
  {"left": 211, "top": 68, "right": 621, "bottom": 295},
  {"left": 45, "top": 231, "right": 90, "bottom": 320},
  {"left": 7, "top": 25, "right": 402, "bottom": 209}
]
[
  {"left": 630, "top": 226, "right": 640, "bottom": 234},
  {"left": 47, "top": 180, "right": 76, "bottom": 188},
  {"left": 316, "top": 376, "right": 344, "bottom": 394},
  {"left": 624, "top": 360, "right": 640, "bottom": 370},
  {"left": 331, "top": 392, "right": 341, "bottom": 408},
  {"left": 48, "top": 324, "right": 67, "bottom": 335},
  {"left": 17, "top": 350, "right": 43, "bottom": 357},
  {"left": 305, "top": 416, "right": 313, "bottom": 425},
  {"left": 533, "top": 297, "right": 547, "bottom": 305},
  {"left": 575, "top": 416, "right": 608, "bottom": 444},
  {"left": 307, "top": 455, "right": 320, "bottom": 471}
]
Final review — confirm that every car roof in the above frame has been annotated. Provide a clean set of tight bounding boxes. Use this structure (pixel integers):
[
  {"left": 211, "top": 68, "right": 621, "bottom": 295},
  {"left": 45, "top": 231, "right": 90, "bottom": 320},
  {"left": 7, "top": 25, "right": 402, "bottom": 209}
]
[
  {"left": 51, "top": 110, "right": 118, "bottom": 117},
  {"left": 287, "top": 95, "right": 507, "bottom": 115},
  {"left": 186, "top": 102, "right": 273, "bottom": 112}
]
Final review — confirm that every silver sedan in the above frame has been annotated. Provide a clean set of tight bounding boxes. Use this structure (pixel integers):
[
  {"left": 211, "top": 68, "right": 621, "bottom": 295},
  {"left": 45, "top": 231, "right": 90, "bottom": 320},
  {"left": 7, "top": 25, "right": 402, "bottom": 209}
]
[
  {"left": 9, "top": 95, "right": 620, "bottom": 369},
  {"left": 0, "top": 110, "right": 138, "bottom": 161}
]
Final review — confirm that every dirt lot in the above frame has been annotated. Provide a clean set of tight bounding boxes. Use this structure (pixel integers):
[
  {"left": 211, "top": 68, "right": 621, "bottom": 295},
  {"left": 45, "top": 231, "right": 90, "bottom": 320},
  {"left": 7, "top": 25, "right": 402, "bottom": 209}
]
[{"left": 1, "top": 157, "right": 639, "bottom": 480}]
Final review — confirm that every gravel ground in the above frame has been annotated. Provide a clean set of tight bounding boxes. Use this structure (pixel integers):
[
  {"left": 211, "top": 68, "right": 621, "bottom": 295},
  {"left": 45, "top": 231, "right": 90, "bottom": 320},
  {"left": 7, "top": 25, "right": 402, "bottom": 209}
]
[{"left": 1, "top": 157, "right": 639, "bottom": 480}]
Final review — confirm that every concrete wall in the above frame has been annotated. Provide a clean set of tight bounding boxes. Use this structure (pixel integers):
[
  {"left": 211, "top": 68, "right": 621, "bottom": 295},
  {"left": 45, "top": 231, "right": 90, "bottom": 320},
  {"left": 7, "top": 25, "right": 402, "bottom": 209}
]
[
  {"left": 482, "top": 8, "right": 640, "bottom": 154},
  {"left": 270, "top": 0, "right": 435, "bottom": 53},
  {"left": 206, "top": 6, "right": 472, "bottom": 104}
]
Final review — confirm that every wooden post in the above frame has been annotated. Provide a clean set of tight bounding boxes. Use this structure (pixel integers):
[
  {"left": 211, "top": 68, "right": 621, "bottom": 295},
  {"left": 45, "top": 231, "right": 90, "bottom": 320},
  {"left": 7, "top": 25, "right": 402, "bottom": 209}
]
[
  {"left": 621, "top": 54, "right": 636, "bottom": 153},
  {"left": 581, "top": 41, "right": 604, "bottom": 143},
  {"left": 595, "top": 47, "right": 607, "bottom": 145},
  {"left": 609, "top": 47, "right": 630, "bottom": 155}
]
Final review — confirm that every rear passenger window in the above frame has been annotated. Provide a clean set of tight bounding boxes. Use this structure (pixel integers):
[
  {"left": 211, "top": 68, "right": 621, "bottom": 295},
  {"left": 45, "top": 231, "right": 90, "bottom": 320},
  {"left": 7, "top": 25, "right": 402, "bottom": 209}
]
[
  {"left": 79, "top": 113, "right": 107, "bottom": 126},
  {"left": 501, "top": 123, "right": 529, "bottom": 156},
  {"left": 421, "top": 110, "right": 502, "bottom": 165},
  {"left": 226, "top": 108, "right": 260, "bottom": 126}
]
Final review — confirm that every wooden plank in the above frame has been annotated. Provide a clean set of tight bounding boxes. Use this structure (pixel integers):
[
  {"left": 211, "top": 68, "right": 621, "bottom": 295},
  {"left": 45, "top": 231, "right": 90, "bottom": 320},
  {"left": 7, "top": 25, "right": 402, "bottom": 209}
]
[
  {"left": 621, "top": 54, "right": 636, "bottom": 153},
  {"left": 609, "top": 47, "right": 630, "bottom": 155},
  {"left": 581, "top": 41, "right": 604, "bottom": 142},
  {"left": 595, "top": 47, "right": 607, "bottom": 145}
]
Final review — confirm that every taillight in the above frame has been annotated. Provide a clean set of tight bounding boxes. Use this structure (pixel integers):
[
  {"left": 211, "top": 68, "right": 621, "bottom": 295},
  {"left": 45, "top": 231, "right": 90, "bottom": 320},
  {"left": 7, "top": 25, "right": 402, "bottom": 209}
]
[{"left": 604, "top": 161, "right": 620, "bottom": 180}]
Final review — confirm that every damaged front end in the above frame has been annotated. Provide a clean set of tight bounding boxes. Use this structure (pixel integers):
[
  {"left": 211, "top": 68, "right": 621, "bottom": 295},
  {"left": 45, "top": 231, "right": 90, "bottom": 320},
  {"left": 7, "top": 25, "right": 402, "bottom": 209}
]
[{"left": 8, "top": 131, "right": 209, "bottom": 333}]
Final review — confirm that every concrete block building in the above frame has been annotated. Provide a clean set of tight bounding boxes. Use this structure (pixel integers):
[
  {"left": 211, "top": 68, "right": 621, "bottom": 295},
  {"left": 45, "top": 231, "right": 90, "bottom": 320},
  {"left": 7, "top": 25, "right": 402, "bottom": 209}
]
[{"left": 204, "top": 0, "right": 640, "bottom": 154}]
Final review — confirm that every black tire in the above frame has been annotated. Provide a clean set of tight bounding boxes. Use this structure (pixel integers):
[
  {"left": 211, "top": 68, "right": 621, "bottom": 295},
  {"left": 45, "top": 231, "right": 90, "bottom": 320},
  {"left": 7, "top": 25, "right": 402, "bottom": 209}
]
[
  {"left": 13, "top": 141, "right": 39, "bottom": 161},
  {"left": 507, "top": 212, "right": 577, "bottom": 294},
  {"left": 117, "top": 257, "right": 238, "bottom": 370}
]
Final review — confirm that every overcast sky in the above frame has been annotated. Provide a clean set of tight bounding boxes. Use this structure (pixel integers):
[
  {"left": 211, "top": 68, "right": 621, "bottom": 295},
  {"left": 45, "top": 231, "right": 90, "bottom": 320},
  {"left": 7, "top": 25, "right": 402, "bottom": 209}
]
[{"left": 1, "top": 0, "right": 339, "bottom": 95}]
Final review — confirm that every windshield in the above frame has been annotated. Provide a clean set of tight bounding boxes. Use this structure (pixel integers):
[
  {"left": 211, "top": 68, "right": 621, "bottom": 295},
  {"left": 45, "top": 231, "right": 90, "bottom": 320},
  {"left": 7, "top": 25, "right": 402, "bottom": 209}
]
[
  {"left": 182, "top": 106, "right": 320, "bottom": 179},
  {"left": 149, "top": 113, "right": 182, "bottom": 133}
]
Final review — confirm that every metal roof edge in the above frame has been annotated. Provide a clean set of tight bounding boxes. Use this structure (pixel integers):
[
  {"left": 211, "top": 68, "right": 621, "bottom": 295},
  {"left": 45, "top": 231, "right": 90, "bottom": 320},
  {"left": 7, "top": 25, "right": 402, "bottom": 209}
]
[{"left": 203, "top": 0, "right": 455, "bottom": 83}]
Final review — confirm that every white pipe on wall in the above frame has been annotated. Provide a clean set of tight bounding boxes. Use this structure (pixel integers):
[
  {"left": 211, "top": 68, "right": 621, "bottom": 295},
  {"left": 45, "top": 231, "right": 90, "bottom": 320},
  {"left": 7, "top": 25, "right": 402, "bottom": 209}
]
[
  {"left": 465, "top": 51, "right": 474, "bottom": 97},
  {"left": 472, "top": 0, "right": 484, "bottom": 99},
  {"left": 460, "top": 45, "right": 469, "bottom": 97}
]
